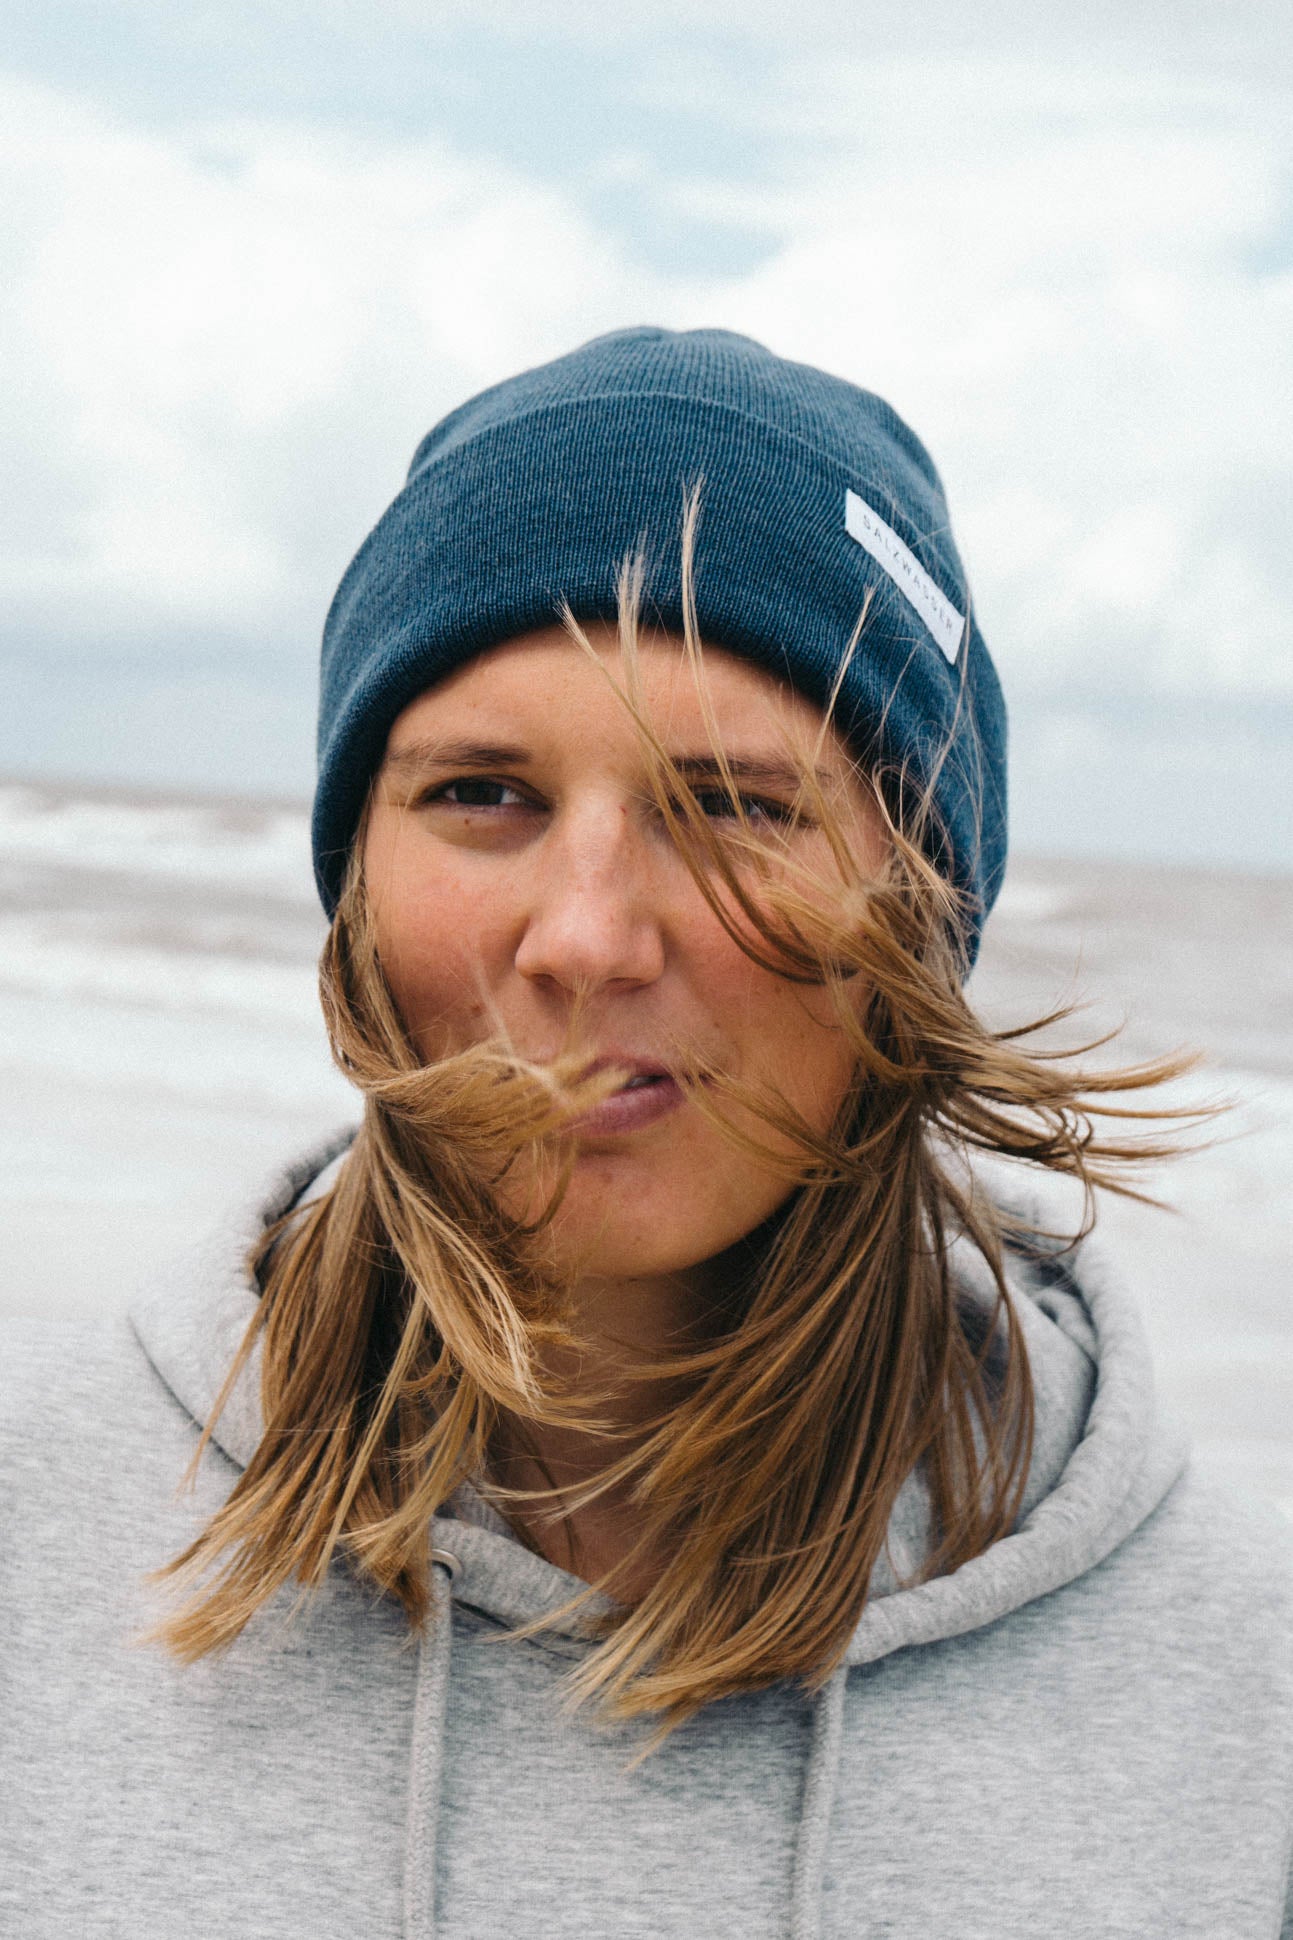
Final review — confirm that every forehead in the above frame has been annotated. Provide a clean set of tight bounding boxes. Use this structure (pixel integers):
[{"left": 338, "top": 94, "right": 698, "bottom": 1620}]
[{"left": 381, "top": 621, "right": 841, "bottom": 761}]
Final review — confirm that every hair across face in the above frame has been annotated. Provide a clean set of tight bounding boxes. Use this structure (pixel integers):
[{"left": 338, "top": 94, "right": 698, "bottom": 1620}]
[
  {"left": 362, "top": 621, "right": 889, "bottom": 1287},
  {"left": 156, "top": 568, "right": 1192, "bottom": 1734}
]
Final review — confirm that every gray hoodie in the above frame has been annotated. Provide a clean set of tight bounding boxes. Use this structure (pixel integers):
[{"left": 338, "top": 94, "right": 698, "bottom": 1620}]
[{"left": 2, "top": 1141, "right": 1291, "bottom": 1939}]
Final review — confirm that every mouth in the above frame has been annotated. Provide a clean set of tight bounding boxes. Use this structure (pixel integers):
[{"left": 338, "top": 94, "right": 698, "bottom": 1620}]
[
  {"left": 571, "top": 1057, "right": 687, "bottom": 1136},
  {"left": 582, "top": 1054, "right": 674, "bottom": 1090},
  {"left": 616, "top": 1068, "right": 669, "bottom": 1092}
]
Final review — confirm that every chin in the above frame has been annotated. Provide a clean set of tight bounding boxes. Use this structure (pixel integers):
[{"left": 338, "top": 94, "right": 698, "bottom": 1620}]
[
  {"left": 541, "top": 1169, "right": 765, "bottom": 1288},
  {"left": 545, "top": 1218, "right": 705, "bottom": 1287},
  {"left": 501, "top": 1134, "right": 788, "bottom": 1287},
  {"left": 536, "top": 1178, "right": 662, "bottom": 1269}
]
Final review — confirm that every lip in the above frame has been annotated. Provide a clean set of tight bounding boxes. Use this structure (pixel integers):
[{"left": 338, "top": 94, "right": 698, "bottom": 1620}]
[{"left": 570, "top": 1055, "right": 688, "bottom": 1138}]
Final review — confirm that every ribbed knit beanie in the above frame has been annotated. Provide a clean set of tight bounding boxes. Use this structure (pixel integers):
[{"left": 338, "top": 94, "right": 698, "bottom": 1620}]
[{"left": 314, "top": 326, "right": 1007, "bottom": 963}]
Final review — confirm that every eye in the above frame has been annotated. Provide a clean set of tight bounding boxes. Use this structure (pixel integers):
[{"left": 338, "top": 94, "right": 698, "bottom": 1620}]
[
  {"left": 690, "top": 788, "right": 800, "bottom": 828},
  {"left": 430, "top": 777, "right": 530, "bottom": 809}
]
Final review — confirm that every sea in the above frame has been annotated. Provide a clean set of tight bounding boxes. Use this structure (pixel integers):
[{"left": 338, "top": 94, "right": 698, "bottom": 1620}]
[{"left": 2, "top": 776, "right": 1289, "bottom": 1513}]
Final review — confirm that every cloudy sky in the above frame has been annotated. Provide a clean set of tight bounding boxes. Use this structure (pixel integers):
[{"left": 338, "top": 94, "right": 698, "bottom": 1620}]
[{"left": 3, "top": 1, "right": 1290, "bottom": 866}]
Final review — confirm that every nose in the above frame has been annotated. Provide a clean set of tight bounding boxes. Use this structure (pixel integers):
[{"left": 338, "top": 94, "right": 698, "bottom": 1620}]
[{"left": 513, "top": 802, "right": 666, "bottom": 997}]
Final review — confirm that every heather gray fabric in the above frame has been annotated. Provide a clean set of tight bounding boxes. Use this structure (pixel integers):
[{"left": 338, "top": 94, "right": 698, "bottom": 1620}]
[{"left": 2, "top": 1141, "right": 1291, "bottom": 1938}]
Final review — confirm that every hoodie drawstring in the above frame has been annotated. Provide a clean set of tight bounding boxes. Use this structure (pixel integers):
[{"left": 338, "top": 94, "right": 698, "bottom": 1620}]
[
  {"left": 404, "top": 1550, "right": 845, "bottom": 1940},
  {"left": 790, "top": 1663, "right": 848, "bottom": 1940},
  {"left": 403, "top": 1548, "right": 460, "bottom": 1940}
]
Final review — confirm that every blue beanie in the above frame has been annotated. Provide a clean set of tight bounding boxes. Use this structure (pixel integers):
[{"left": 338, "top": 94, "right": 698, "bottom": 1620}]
[{"left": 314, "top": 326, "right": 1007, "bottom": 962}]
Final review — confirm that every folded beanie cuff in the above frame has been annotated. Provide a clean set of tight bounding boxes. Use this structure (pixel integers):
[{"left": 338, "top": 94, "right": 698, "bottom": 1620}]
[{"left": 312, "top": 333, "right": 1007, "bottom": 964}]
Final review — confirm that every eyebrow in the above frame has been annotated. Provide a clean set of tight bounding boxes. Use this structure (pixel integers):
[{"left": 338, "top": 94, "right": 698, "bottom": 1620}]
[
  {"left": 383, "top": 738, "right": 531, "bottom": 774},
  {"left": 669, "top": 754, "right": 838, "bottom": 792},
  {"left": 381, "top": 738, "right": 838, "bottom": 792}
]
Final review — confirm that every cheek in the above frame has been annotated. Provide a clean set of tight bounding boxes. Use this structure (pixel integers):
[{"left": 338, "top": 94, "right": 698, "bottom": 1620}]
[
  {"left": 366, "top": 848, "right": 510, "bottom": 1049},
  {"left": 691, "top": 925, "right": 860, "bottom": 1132}
]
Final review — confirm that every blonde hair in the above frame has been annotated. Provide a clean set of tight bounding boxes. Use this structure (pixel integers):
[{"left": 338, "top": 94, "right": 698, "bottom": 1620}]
[{"left": 156, "top": 535, "right": 1194, "bottom": 1734}]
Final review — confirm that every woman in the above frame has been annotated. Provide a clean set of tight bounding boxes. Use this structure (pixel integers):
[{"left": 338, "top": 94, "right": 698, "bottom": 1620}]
[{"left": 3, "top": 327, "right": 1290, "bottom": 1938}]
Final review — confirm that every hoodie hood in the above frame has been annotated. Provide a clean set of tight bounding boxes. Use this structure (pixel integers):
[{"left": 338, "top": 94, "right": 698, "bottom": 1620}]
[
  {"left": 126, "top": 1138, "right": 1190, "bottom": 1940},
  {"left": 128, "top": 1134, "right": 1187, "bottom": 1663}
]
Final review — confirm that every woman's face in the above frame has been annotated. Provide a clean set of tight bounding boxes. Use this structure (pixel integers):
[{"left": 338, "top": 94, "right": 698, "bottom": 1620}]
[{"left": 363, "top": 623, "right": 887, "bottom": 1288}]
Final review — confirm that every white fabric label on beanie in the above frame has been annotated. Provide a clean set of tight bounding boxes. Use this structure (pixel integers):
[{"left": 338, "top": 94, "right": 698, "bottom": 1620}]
[{"left": 844, "top": 489, "right": 964, "bottom": 664}]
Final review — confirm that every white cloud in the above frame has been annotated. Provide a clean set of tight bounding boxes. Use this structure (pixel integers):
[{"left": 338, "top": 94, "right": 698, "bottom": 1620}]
[
  {"left": 0, "top": 75, "right": 668, "bottom": 648},
  {"left": 305, "top": 1, "right": 1293, "bottom": 87},
  {"left": 683, "top": 58, "right": 1293, "bottom": 698},
  {"left": 0, "top": 50, "right": 1289, "bottom": 722}
]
